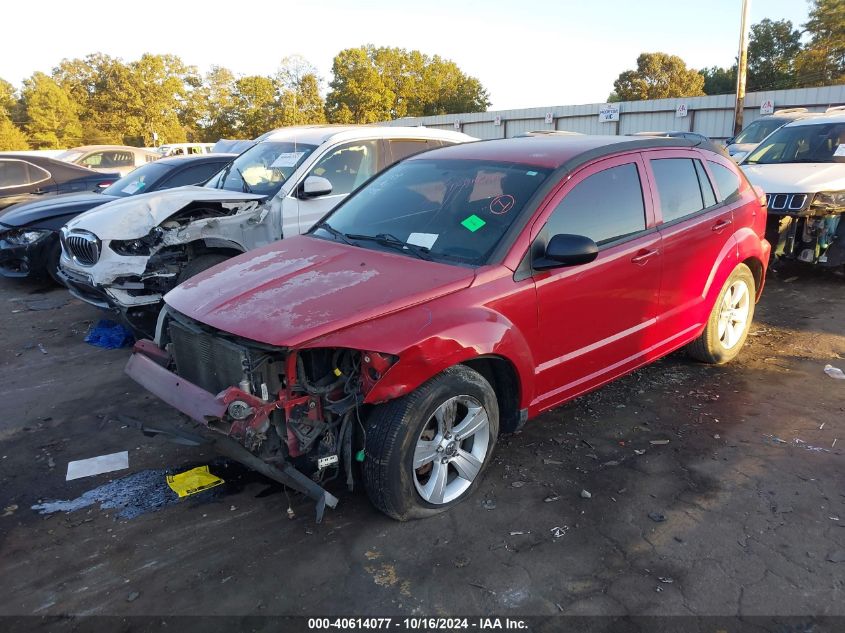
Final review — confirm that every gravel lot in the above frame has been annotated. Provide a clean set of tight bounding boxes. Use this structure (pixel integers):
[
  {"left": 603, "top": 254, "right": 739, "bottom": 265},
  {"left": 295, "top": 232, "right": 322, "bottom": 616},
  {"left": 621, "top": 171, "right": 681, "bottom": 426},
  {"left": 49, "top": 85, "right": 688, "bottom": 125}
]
[{"left": 0, "top": 266, "right": 843, "bottom": 622}]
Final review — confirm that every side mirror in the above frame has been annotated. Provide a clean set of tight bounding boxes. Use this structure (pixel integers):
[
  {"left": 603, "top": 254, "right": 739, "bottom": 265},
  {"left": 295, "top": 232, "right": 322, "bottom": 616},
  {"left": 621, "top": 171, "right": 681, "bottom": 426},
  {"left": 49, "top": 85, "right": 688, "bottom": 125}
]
[
  {"left": 534, "top": 233, "right": 598, "bottom": 270},
  {"left": 301, "top": 175, "right": 333, "bottom": 198}
]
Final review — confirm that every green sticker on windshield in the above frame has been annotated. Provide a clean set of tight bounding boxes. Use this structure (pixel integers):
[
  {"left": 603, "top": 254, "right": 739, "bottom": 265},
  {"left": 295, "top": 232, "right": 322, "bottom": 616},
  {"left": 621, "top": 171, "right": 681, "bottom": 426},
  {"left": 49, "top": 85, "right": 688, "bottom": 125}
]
[{"left": 461, "top": 214, "right": 486, "bottom": 232}]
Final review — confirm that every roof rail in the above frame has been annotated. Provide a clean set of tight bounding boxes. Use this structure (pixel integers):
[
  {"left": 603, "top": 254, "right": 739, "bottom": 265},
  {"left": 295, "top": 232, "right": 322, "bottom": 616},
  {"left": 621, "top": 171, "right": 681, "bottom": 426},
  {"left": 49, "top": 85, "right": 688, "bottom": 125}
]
[
  {"left": 772, "top": 107, "right": 808, "bottom": 115},
  {"left": 825, "top": 105, "right": 845, "bottom": 113}
]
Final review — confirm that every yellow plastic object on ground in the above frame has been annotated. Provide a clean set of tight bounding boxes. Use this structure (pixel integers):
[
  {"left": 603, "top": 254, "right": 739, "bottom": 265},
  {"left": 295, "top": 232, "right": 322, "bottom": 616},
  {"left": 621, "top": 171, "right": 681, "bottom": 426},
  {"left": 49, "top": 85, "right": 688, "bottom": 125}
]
[{"left": 166, "top": 466, "right": 224, "bottom": 498}]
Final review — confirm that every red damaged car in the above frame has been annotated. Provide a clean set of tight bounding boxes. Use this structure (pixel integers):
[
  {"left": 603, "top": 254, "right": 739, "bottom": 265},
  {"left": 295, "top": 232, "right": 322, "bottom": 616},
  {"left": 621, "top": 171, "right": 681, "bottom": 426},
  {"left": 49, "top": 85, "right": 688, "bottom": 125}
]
[{"left": 126, "top": 135, "right": 770, "bottom": 521}]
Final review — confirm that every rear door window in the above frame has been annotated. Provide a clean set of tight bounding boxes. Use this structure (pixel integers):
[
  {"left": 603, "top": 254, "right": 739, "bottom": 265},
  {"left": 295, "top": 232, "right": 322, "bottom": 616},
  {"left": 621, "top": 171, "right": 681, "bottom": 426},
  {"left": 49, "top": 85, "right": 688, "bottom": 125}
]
[
  {"left": 650, "top": 158, "right": 706, "bottom": 223},
  {"left": 707, "top": 161, "right": 742, "bottom": 203},
  {"left": 545, "top": 162, "right": 646, "bottom": 245},
  {"left": 0, "top": 160, "right": 49, "bottom": 188},
  {"left": 309, "top": 140, "right": 380, "bottom": 195}
]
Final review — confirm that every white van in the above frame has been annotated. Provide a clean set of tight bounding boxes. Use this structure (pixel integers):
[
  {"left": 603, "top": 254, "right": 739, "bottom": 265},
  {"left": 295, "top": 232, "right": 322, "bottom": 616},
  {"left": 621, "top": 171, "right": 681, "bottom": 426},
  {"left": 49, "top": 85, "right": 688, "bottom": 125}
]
[{"left": 157, "top": 143, "right": 216, "bottom": 157}]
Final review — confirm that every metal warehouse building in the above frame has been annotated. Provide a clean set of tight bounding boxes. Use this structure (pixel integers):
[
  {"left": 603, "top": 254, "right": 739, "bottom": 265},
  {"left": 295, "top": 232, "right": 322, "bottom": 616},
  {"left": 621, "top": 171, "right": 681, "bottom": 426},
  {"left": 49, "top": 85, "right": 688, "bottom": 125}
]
[{"left": 383, "top": 84, "right": 845, "bottom": 141}]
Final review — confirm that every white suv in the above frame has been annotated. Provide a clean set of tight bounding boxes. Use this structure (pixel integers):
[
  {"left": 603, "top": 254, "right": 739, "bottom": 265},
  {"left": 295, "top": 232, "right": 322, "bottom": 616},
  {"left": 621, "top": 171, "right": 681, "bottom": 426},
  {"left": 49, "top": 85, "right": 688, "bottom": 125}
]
[
  {"left": 727, "top": 108, "right": 822, "bottom": 163},
  {"left": 740, "top": 109, "right": 845, "bottom": 271},
  {"left": 58, "top": 125, "right": 475, "bottom": 333}
]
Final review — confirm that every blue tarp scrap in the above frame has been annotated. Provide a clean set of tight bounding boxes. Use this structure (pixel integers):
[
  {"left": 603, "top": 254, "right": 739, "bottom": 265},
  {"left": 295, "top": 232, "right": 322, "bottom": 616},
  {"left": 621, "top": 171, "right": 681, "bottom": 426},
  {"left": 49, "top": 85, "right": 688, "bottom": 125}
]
[{"left": 84, "top": 319, "right": 135, "bottom": 349}]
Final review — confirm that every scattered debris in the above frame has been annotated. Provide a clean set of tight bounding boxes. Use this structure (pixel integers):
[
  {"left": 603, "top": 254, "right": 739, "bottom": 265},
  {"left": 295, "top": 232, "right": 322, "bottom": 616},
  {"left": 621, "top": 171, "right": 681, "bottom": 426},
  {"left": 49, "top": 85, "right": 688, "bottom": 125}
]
[
  {"left": 469, "top": 582, "right": 496, "bottom": 595},
  {"left": 581, "top": 439, "right": 595, "bottom": 450},
  {"left": 286, "top": 506, "right": 296, "bottom": 520},
  {"left": 66, "top": 451, "right": 129, "bottom": 481},
  {"left": 820, "top": 423, "right": 825, "bottom": 431},
  {"left": 823, "top": 364, "right": 845, "bottom": 380},
  {"left": 714, "top": 434, "right": 721, "bottom": 439},
  {"left": 126, "top": 591, "right": 140, "bottom": 602},
  {"left": 509, "top": 531, "right": 530, "bottom": 536},
  {"left": 655, "top": 585, "right": 663, "bottom": 593},
  {"left": 648, "top": 512, "right": 667, "bottom": 523},
  {"left": 543, "top": 458, "right": 563, "bottom": 465},
  {"left": 658, "top": 577, "right": 674, "bottom": 584},
  {"left": 580, "top": 489, "right": 592, "bottom": 499},
  {"left": 25, "top": 298, "right": 69, "bottom": 311},
  {"left": 481, "top": 498, "right": 497, "bottom": 510},
  {"left": 544, "top": 494, "right": 561, "bottom": 503},
  {"left": 37, "top": 343, "right": 48, "bottom": 355},
  {"left": 649, "top": 439, "right": 670, "bottom": 446},
  {"left": 364, "top": 551, "right": 381, "bottom": 560},
  {"left": 634, "top": 449, "right": 646, "bottom": 456},
  {"left": 84, "top": 319, "right": 135, "bottom": 350},
  {"left": 550, "top": 526, "right": 569, "bottom": 539},
  {"left": 602, "top": 460, "right": 621, "bottom": 467},
  {"left": 511, "top": 481, "right": 525, "bottom": 488},
  {"left": 3, "top": 504, "right": 18, "bottom": 517}
]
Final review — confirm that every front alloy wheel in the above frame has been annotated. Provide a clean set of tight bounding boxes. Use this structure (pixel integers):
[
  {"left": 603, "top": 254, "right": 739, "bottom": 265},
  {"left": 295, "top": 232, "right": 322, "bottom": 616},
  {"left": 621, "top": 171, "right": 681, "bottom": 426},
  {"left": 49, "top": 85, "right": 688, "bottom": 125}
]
[
  {"left": 363, "top": 365, "right": 499, "bottom": 520},
  {"left": 413, "top": 395, "right": 490, "bottom": 505}
]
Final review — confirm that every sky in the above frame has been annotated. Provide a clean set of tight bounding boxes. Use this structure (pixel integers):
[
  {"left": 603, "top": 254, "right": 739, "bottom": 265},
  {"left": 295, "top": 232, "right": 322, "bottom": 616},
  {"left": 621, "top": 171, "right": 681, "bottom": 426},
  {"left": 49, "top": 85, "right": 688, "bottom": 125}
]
[{"left": 1, "top": 0, "right": 813, "bottom": 110}]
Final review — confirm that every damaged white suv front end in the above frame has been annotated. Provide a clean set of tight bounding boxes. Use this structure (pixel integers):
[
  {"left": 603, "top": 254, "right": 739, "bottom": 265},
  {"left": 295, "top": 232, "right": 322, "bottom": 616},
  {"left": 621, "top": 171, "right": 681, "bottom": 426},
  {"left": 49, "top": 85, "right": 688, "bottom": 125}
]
[
  {"left": 58, "top": 125, "right": 477, "bottom": 334},
  {"left": 59, "top": 186, "right": 270, "bottom": 311}
]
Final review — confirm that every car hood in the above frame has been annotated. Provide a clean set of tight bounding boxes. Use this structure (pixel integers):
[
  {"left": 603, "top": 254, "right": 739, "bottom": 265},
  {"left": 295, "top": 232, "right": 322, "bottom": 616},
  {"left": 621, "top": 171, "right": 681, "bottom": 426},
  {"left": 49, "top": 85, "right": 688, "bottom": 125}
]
[
  {"left": 165, "top": 236, "right": 476, "bottom": 348},
  {"left": 63, "top": 185, "right": 267, "bottom": 240},
  {"left": 0, "top": 192, "right": 114, "bottom": 228},
  {"left": 740, "top": 163, "right": 845, "bottom": 194}
]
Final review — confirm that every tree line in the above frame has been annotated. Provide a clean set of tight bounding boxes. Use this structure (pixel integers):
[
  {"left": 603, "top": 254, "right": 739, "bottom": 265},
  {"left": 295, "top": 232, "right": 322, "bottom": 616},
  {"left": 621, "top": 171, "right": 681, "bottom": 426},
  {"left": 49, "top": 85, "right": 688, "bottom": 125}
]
[
  {"left": 0, "top": 46, "right": 491, "bottom": 151},
  {"left": 609, "top": 0, "right": 844, "bottom": 101}
]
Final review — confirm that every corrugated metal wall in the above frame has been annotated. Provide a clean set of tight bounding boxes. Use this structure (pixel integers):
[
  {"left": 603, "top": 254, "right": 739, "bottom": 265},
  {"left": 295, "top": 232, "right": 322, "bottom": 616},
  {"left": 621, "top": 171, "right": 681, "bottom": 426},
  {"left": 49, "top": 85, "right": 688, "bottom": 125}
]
[{"left": 380, "top": 85, "right": 845, "bottom": 140}]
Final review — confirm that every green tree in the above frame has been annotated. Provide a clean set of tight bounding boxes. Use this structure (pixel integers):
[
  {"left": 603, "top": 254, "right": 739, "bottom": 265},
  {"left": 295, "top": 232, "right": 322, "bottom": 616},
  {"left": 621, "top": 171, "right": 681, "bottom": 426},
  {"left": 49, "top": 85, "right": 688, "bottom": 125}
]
[
  {"left": 127, "top": 54, "right": 195, "bottom": 144},
  {"left": 196, "top": 65, "right": 239, "bottom": 140},
  {"left": 0, "top": 118, "right": 29, "bottom": 150},
  {"left": 232, "top": 75, "right": 283, "bottom": 138},
  {"left": 326, "top": 47, "right": 395, "bottom": 123},
  {"left": 326, "top": 45, "right": 489, "bottom": 123},
  {"left": 747, "top": 19, "right": 802, "bottom": 91},
  {"left": 700, "top": 65, "right": 737, "bottom": 95},
  {"left": 795, "top": 0, "right": 845, "bottom": 87},
  {"left": 611, "top": 52, "right": 706, "bottom": 101},
  {"left": 275, "top": 55, "right": 326, "bottom": 125},
  {"left": 20, "top": 72, "right": 82, "bottom": 148}
]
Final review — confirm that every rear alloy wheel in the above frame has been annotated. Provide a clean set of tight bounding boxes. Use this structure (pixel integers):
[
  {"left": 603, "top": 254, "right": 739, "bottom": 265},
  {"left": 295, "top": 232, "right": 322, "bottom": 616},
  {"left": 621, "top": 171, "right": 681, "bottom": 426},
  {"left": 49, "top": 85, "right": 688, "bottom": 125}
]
[
  {"left": 363, "top": 365, "right": 499, "bottom": 520},
  {"left": 687, "top": 263, "right": 756, "bottom": 364}
]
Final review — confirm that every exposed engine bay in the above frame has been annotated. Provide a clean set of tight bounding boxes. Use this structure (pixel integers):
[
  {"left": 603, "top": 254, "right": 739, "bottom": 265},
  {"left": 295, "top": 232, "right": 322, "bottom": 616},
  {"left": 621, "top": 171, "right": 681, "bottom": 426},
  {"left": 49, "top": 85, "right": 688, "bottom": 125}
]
[
  {"left": 143, "top": 309, "right": 397, "bottom": 518},
  {"left": 765, "top": 194, "right": 845, "bottom": 268}
]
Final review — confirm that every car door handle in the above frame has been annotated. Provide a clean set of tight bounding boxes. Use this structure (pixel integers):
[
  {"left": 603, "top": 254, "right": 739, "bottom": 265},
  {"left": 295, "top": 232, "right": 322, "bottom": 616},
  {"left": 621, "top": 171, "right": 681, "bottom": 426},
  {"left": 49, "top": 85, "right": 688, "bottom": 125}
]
[
  {"left": 631, "top": 248, "right": 659, "bottom": 265},
  {"left": 712, "top": 218, "right": 732, "bottom": 232}
]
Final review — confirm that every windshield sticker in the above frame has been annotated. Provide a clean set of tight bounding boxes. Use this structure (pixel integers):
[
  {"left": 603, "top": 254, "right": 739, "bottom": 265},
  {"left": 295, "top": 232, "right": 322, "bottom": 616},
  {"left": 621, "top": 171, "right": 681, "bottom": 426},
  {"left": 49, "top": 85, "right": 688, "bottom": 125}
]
[
  {"left": 461, "top": 214, "right": 486, "bottom": 232},
  {"left": 834, "top": 144, "right": 845, "bottom": 157},
  {"left": 489, "top": 194, "right": 515, "bottom": 215},
  {"left": 407, "top": 232, "right": 438, "bottom": 249},
  {"left": 121, "top": 181, "right": 144, "bottom": 194},
  {"left": 270, "top": 152, "right": 305, "bottom": 168},
  {"left": 526, "top": 171, "right": 538, "bottom": 176}
]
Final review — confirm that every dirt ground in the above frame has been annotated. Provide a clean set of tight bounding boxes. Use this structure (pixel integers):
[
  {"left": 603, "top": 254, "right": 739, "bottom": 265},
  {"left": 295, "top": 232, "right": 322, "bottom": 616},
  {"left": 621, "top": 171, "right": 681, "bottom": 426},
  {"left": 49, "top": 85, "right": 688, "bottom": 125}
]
[{"left": 0, "top": 265, "right": 843, "bottom": 622}]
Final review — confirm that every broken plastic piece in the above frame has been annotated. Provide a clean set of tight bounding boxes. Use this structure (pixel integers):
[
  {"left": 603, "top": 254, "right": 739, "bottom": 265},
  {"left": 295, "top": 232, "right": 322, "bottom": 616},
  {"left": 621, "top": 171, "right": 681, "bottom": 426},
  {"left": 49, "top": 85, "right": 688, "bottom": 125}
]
[
  {"left": 66, "top": 451, "right": 129, "bottom": 481},
  {"left": 166, "top": 465, "right": 224, "bottom": 498},
  {"left": 355, "top": 449, "right": 365, "bottom": 462},
  {"left": 824, "top": 364, "right": 845, "bottom": 380}
]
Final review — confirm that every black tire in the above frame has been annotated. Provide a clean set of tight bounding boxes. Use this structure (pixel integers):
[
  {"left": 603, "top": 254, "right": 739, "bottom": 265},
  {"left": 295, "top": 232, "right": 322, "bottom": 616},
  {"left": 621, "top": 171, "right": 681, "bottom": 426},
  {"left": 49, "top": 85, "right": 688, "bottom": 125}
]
[
  {"left": 363, "top": 364, "right": 499, "bottom": 521},
  {"left": 176, "top": 253, "right": 232, "bottom": 284},
  {"left": 687, "top": 263, "right": 756, "bottom": 365},
  {"left": 45, "top": 238, "right": 64, "bottom": 286}
]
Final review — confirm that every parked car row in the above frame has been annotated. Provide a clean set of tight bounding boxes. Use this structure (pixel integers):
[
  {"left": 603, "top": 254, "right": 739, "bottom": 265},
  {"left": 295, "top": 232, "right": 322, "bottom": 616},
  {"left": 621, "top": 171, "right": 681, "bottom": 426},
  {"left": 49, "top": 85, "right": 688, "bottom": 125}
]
[{"left": 3, "top": 120, "right": 807, "bottom": 522}]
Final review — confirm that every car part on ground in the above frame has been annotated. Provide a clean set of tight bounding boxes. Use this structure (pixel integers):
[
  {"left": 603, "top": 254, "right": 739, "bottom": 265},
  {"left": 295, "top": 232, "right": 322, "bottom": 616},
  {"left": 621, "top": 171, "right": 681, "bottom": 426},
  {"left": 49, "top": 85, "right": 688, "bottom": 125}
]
[
  {"left": 0, "top": 154, "right": 234, "bottom": 285},
  {"left": 125, "top": 134, "right": 769, "bottom": 520},
  {"left": 57, "top": 125, "right": 476, "bottom": 334},
  {"left": 740, "top": 111, "right": 845, "bottom": 272}
]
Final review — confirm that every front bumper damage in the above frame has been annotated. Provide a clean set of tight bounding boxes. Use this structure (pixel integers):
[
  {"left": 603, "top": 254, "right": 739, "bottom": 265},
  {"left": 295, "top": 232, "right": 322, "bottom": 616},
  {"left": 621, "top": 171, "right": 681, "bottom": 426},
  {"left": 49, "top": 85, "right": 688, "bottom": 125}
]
[
  {"left": 765, "top": 193, "right": 845, "bottom": 267},
  {"left": 0, "top": 230, "right": 55, "bottom": 279},
  {"left": 125, "top": 347, "right": 340, "bottom": 521}
]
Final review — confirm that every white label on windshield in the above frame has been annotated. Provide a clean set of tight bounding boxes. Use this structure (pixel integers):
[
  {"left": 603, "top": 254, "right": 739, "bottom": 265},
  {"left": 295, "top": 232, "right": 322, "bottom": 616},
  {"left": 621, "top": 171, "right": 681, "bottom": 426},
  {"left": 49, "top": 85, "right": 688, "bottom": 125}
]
[
  {"left": 121, "top": 181, "right": 144, "bottom": 194},
  {"left": 834, "top": 144, "right": 845, "bottom": 157},
  {"left": 271, "top": 152, "right": 305, "bottom": 168},
  {"left": 407, "top": 232, "right": 438, "bottom": 249}
]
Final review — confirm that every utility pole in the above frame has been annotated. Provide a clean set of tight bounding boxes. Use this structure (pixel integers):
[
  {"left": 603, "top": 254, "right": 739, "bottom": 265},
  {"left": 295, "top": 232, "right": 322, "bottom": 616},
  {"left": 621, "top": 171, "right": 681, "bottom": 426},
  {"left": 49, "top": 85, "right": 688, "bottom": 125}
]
[{"left": 733, "top": 0, "right": 753, "bottom": 136}]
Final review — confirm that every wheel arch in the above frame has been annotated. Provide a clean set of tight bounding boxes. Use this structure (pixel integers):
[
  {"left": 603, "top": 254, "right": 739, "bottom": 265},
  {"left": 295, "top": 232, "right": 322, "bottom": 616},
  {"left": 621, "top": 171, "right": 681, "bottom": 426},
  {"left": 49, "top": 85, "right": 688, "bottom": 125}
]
[{"left": 461, "top": 355, "right": 523, "bottom": 434}]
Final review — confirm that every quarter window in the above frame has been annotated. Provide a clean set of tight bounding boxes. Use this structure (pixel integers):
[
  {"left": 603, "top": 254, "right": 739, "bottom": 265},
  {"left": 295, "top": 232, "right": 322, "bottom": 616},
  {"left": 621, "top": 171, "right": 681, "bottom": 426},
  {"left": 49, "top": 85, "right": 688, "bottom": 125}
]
[
  {"left": 309, "top": 141, "right": 380, "bottom": 196},
  {"left": 0, "top": 160, "right": 49, "bottom": 188},
  {"left": 707, "top": 161, "right": 742, "bottom": 203},
  {"left": 545, "top": 163, "right": 646, "bottom": 245},
  {"left": 651, "top": 158, "right": 706, "bottom": 222},
  {"left": 694, "top": 160, "right": 717, "bottom": 208},
  {"left": 387, "top": 139, "right": 441, "bottom": 165}
]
